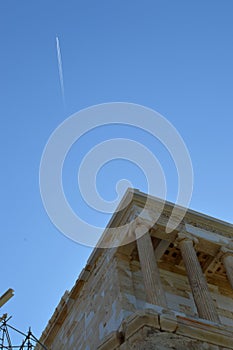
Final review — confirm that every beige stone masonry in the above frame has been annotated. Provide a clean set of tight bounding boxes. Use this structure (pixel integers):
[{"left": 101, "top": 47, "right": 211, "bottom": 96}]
[
  {"left": 176, "top": 315, "right": 233, "bottom": 349},
  {"left": 96, "top": 331, "right": 122, "bottom": 350},
  {"left": 97, "top": 309, "right": 233, "bottom": 350},
  {"left": 160, "top": 312, "right": 178, "bottom": 332},
  {"left": 122, "top": 309, "right": 160, "bottom": 341}
]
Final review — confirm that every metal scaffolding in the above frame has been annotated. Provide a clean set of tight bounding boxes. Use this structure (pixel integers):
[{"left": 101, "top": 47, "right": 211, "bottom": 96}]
[{"left": 0, "top": 315, "right": 47, "bottom": 350}]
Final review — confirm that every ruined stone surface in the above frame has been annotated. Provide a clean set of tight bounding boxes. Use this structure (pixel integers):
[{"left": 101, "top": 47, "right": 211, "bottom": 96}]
[
  {"left": 121, "top": 330, "right": 225, "bottom": 350},
  {"left": 36, "top": 189, "right": 233, "bottom": 350}
]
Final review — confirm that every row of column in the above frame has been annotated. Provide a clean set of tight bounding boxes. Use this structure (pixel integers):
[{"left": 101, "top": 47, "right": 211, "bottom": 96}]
[{"left": 134, "top": 220, "right": 233, "bottom": 324}]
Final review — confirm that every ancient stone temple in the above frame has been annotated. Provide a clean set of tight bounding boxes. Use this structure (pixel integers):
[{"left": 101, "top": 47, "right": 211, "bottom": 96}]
[{"left": 36, "top": 189, "right": 233, "bottom": 349}]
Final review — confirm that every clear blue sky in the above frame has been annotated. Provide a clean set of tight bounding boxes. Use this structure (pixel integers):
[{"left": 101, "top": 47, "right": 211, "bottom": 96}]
[{"left": 1, "top": 0, "right": 233, "bottom": 343}]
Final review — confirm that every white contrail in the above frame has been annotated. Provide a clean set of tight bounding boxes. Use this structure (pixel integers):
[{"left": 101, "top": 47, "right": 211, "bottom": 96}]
[{"left": 56, "top": 36, "right": 65, "bottom": 108}]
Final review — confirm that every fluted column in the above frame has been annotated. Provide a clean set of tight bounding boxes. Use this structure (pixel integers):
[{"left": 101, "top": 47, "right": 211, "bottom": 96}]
[
  {"left": 135, "top": 220, "right": 167, "bottom": 307},
  {"left": 177, "top": 233, "right": 220, "bottom": 323},
  {"left": 221, "top": 247, "right": 233, "bottom": 289}
]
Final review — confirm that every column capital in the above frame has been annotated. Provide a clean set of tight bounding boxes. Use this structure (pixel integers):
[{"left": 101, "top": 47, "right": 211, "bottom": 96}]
[
  {"left": 134, "top": 217, "right": 156, "bottom": 239},
  {"left": 175, "top": 231, "right": 199, "bottom": 248},
  {"left": 220, "top": 246, "right": 233, "bottom": 260},
  {"left": 135, "top": 216, "right": 156, "bottom": 228}
]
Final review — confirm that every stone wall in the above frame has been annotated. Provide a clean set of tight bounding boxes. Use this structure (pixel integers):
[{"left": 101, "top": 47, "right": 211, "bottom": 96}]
[
  {"left": 118, "top": 329, "right": 230, "bottom": 350},
  {"left": 40, "top": 249, "right": 134, "bottom": 349},
  {"left": 38, "top": 250, "right": 233, "bottom": 350},
  {"left": 97, "top": 309, "right": 233, "bottom": 350}
]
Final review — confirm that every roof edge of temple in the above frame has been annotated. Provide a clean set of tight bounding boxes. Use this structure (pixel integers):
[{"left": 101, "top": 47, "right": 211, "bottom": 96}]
[{"left": 37, "top": 188, "right": 233, "bottom": 346}]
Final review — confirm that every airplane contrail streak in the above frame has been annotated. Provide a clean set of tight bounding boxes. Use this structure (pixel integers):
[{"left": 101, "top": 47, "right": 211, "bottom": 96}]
[{"left": 56, "top": 36, "right": 65, "bottom": 108}]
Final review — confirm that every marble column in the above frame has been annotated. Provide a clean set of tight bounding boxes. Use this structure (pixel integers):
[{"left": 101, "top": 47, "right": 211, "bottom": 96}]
[
  {"left": 178, "top": 233, "right": 220, "bottom": 323},
  {"left": 221, "top": 247, "right": 233, "bottom": 290},
  {"left": 135, "top": 222, "right": 167, "bottom": 307}
]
